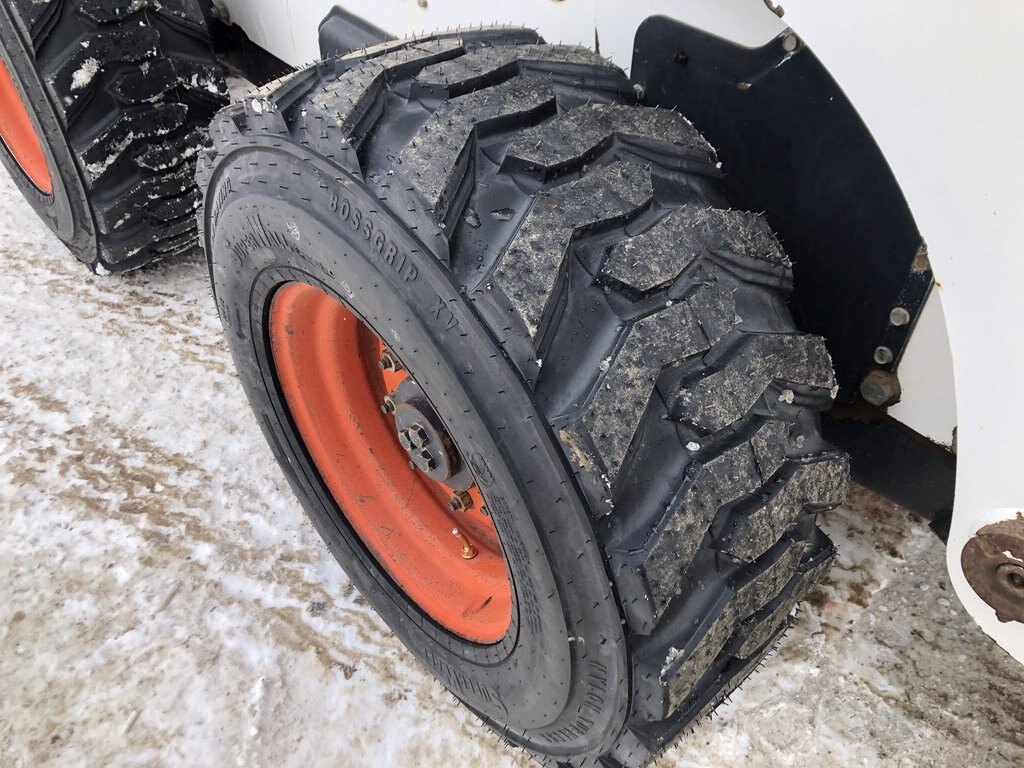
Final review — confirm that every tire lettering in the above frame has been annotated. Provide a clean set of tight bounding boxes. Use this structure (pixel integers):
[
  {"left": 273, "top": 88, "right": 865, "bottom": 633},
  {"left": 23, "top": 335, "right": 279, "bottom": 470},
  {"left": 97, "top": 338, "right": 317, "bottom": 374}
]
[
  {"left": 330, "top": 189, "right": 418, "bottom": 283},
  {"left": 423, "top": 650, "right": 508, "bottom": 715},
  {"left": 211, "top": 177, "right": 233, "bottom": 224},
  {"left": 432, "top": 294, "right": 460, "bottom": 332}
]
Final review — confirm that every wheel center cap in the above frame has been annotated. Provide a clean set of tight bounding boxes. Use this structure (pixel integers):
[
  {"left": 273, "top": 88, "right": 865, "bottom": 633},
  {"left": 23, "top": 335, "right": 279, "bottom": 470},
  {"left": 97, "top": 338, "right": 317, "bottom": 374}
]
[{"left": 391, "top": 380, "right": 461, "bottom": 485}]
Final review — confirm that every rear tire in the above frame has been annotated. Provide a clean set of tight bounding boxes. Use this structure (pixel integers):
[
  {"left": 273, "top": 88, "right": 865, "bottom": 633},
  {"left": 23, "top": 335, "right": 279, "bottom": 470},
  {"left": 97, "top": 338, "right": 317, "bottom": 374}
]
[
  {"left": 199, "top": 31, "right": 849, "bottom": 766},
  {"left": 0, "top": 0, "right": 226, "bottom": 271}
]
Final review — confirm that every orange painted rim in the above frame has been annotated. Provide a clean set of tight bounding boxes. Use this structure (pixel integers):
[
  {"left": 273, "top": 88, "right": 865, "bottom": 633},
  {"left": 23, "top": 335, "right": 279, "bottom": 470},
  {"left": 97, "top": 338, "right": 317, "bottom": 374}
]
[
  {"left": 0, "top": 57, "right": 52, "bottom": 195},
  {"left": 269, "top": 282, "right": 513, "bottom": 643}
]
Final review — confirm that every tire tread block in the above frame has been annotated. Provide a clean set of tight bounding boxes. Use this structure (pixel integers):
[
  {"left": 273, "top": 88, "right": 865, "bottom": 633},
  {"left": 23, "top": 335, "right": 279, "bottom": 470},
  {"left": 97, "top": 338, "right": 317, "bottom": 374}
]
[
  {"left": 493, "top": 160, "right": 652, "bottom": 337},
  {"left": 508, "top": 104, "right": 713, "bottom": 181},
  {"left": 662, "top": 539, "right": 807, "bottom": 710},
  {"left": 416, "top": 44, "right": 622, "bottom": 97},
  {"left": 602, "top": 207, "right": 786, "bottom": 292},
  {"left": 48, "top": 23, "right": 160, "bottom": 101},
  {"left": 311, "top": 39, "right": 465, "bottom": 143},
  {"left": 583, "top": 303, "right": 710, "bottom": 481},
  {"left": 721, "top": 454, "right": 850, "bottom": 562},
  {"left": 399, "top": 78, "right": 555, "bottom": 224},
  {"left": 677, "top": 332, "right": 837, "bottom": 433},
  {"left": 641, "top": 427, "right": 779, "bottom": 615},
  {"left": 80, "top": 103, "right": 189, "bottom": 181}
]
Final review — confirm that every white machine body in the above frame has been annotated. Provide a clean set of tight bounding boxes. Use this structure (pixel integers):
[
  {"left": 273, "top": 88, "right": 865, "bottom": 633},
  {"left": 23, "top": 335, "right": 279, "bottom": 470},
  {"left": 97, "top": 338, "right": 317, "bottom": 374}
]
[{"left": 215, "top": 0, "right": 1024, "bottom": 663}]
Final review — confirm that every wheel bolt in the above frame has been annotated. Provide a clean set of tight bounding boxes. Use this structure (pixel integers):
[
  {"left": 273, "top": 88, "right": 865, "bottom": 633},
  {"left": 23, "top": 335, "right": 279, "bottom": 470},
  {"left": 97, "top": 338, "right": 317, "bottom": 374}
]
[
  {"left": 379, "top": 349, "right": 404, "bottom": 373},
  {"left": 448, "top": 490, "right": 473, "bottom": 513},
  {"left": 416, "top": 448, "right": 437, "bottom": 471},
  {"left": 381, "top": 394, "right": 397, "bottom": 414},
  {"left": 398, "top": 430, "right": 413, "bottom": 450},
  {"left": 407, "top": 423, "right": 430, "bottom": 449}
]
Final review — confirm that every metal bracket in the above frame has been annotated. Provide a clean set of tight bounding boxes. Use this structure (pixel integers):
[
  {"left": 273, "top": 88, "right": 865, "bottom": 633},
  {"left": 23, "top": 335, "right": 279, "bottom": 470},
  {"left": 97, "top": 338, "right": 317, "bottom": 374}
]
[{"left": 631, "top": 17, "right": 929, "bottom": 400}]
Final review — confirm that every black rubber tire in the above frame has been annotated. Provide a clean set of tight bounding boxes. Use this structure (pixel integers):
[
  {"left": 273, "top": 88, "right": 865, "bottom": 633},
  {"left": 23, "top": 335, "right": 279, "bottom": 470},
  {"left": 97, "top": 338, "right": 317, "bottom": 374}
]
[
  {"left": 0, "top": 0, "right": 226, "bottom": 272},
  {"left": 198, "top": 31, "right": 850, "bottom": 767}
]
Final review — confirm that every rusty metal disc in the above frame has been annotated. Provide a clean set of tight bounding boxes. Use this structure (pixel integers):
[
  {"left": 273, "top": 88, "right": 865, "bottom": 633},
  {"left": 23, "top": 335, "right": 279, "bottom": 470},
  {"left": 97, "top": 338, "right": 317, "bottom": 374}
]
[{"left": 961, "top": 516, "right": 1024, "bottom": 623}]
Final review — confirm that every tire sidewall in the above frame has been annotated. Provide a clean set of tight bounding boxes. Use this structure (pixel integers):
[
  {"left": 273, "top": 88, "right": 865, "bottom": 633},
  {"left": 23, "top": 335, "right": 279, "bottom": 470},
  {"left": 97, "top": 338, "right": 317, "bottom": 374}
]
[
  {"left": 204, "top": 140, "right": 629, "bottom": 754},
  {"left": 0, "top": 2, "right": 97, "bottom": 261}
]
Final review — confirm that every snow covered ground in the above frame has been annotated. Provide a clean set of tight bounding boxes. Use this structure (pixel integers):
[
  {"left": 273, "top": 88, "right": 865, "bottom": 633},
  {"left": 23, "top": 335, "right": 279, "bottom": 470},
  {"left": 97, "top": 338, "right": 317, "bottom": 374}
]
[{"left": 1, "top": 168, "right": 1022, "bottom": 768}]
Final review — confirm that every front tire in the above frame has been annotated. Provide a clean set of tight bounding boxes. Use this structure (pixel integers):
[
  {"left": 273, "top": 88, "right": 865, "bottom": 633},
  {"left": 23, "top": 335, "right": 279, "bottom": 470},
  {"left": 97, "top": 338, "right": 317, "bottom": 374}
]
[{"left": 199, "top": 30, "right": 849, "bottom": 766}]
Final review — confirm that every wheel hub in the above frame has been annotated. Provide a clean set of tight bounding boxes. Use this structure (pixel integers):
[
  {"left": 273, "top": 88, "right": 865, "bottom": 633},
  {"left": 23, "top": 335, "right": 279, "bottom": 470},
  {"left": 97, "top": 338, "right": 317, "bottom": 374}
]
[{"left": 391, "top": 379, "right": 470, "bottom": 488}]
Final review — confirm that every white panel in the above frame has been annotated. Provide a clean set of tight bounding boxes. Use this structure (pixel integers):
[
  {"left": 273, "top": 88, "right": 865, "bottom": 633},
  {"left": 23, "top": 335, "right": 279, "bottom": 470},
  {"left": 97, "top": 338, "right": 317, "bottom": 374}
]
[
  {"left": 886, "top": 291, "right": 956, "bottom": 447},
  {"left": 219, "top": 0, "right": 784, "bottom": 69},
  {"left": 781, "top": 1, "right": 1024, "bottom": 663}
]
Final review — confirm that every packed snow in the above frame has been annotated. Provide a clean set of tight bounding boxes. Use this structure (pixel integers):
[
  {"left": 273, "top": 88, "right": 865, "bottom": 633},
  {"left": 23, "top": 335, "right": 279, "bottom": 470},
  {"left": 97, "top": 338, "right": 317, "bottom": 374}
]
[{"left": 70, "top": 58, "right": 100, "bottom": 91}]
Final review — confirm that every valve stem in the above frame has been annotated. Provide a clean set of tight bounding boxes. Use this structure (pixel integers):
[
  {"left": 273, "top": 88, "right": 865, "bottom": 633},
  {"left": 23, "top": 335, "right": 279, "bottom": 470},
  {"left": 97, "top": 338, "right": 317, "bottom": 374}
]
[{"left": 452, "top": 527, "right": 477, "bottom": 560}]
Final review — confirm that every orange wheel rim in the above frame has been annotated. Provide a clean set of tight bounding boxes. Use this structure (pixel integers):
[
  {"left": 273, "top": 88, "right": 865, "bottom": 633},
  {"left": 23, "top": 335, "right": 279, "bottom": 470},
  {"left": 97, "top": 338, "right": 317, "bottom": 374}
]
[
  {"left": 269, "top": 282, "right": 513, "bottom": 643},
  {"left": 0, "top": 57, "right": 52, "bottom": 195}
]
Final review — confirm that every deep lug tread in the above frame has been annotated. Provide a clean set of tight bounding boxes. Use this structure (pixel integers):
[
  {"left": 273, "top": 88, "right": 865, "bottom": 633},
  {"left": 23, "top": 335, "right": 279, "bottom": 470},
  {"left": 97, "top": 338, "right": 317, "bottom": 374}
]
[
  {"left": 197, "top": 30, "right": 850, "bottom": 767},
  {"left": 507, "top": 104, "right": 716, "bottom": 182},
  {"left": 493, "top": 160, "right": 653, "bottom": 339},
  {"left": 79, "top": 103, "right": 189, "bottom": 178},
  {"left": 398, "top": 77, "right": 556, "bottom": 229},
  {"left": 414, "top": 44, "right": 626, "bottom": 99},
  {"left": 676, "top": 331, "right": 837, "bottom": 432},
  {"left": 310, "top": 39, "right": 467, "bottom": 154}
]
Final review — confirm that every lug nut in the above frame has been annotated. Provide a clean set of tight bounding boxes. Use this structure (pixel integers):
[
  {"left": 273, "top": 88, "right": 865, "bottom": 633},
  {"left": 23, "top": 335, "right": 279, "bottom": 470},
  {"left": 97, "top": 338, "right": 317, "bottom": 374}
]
[
  {"left": 448, "top": 490, "right": 473, "bottom": 513},
  {"left": 452, "top": 527, "right": 477, "bottom": 560},
  {"left": 379, "top": 349, "right": 404, "bottom": 373},
  {"left": 398, "top": 429, "right": 413, "bottom": 450},
  {"left": 381, "top": 394, "right": 397, "bottom": 414},
  {"left": 407, "top": 423, "right": 430, "bottom": 449},
  {"left": 889, "top": 307, "right": 911, "bottom": 327},
  {"left": 416, "top": 448, "right": 437, "bottom": 471}
]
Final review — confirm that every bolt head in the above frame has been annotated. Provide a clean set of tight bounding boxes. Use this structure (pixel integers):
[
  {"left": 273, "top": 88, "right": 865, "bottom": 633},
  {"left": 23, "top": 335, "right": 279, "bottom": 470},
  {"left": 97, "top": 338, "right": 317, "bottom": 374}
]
[
  {"left": 912, "top": 247, "right": 931, "bottom": 272},
  {"left": 448, "top": 490, "right": 472, "bottom": 513},
  {"left": 872, "top": 346, "right": 895, "bottom": 366},
  {"left": 889, "top": 307, "right": 911, "bottom": 327},
  {"left": 859, "top": 369, "right": 901, "bottom": 407}
]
